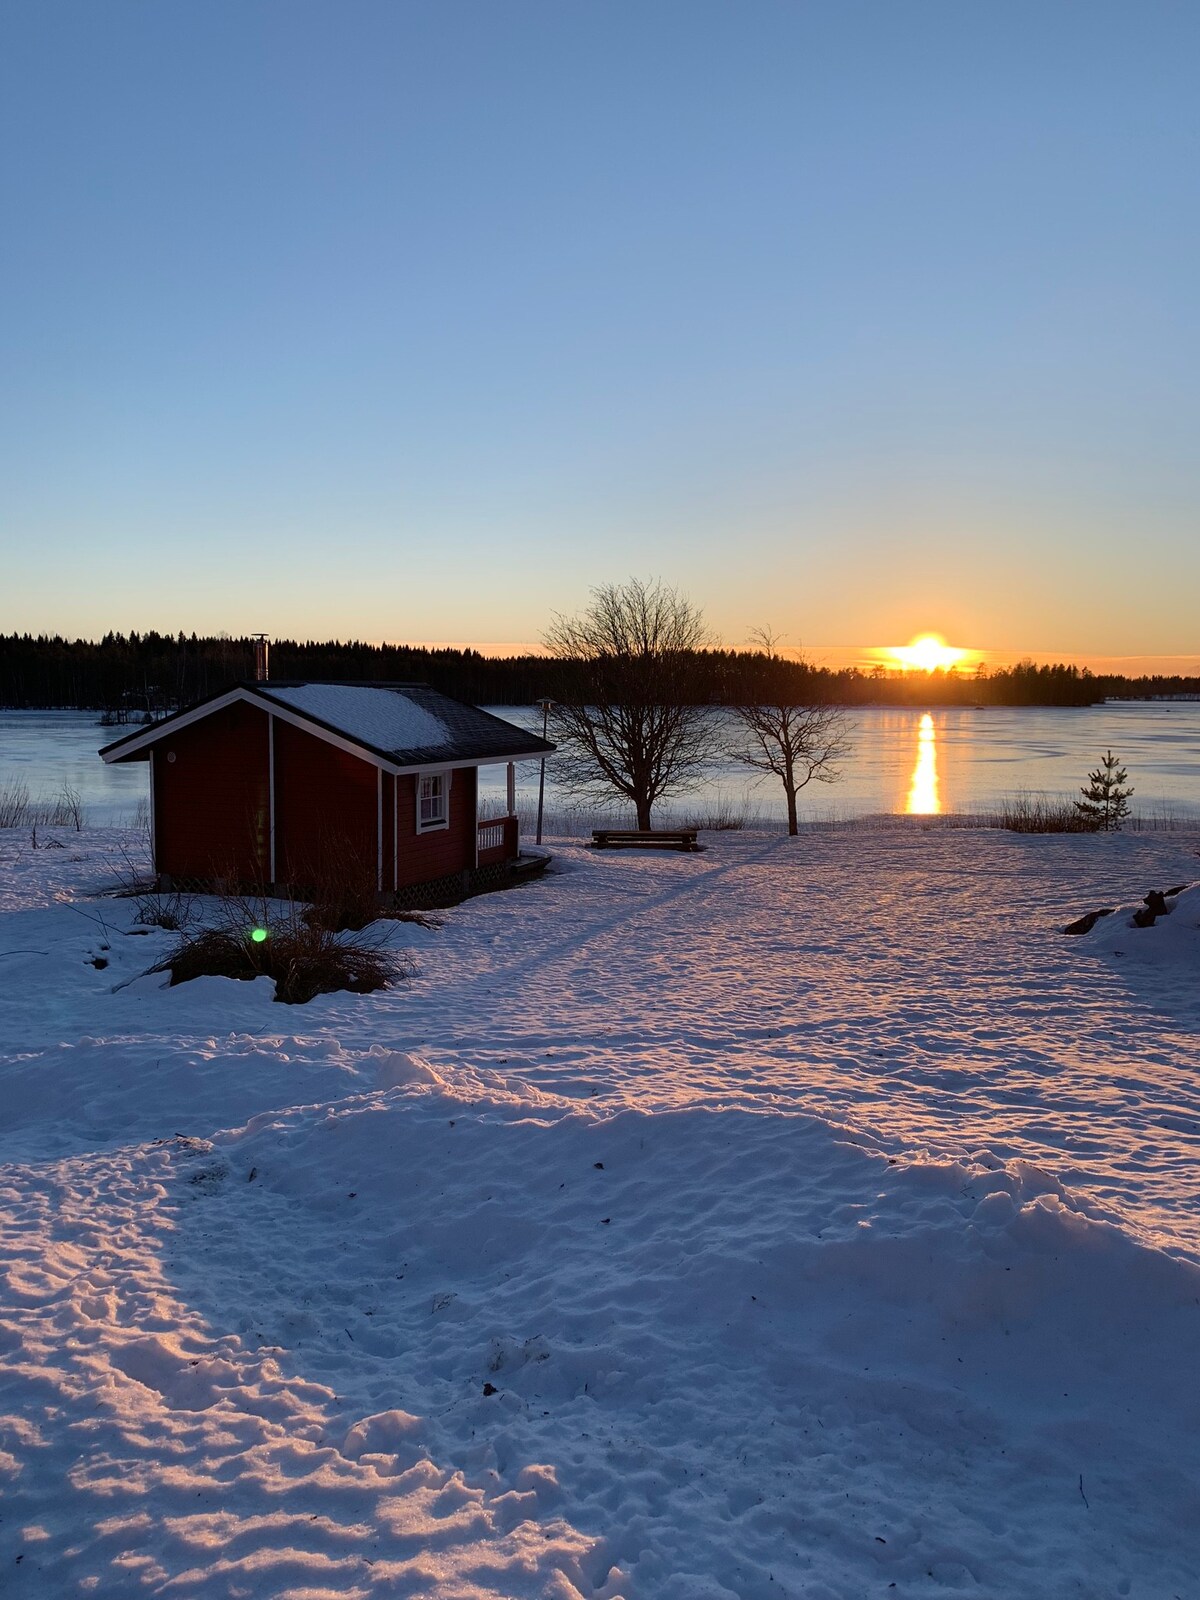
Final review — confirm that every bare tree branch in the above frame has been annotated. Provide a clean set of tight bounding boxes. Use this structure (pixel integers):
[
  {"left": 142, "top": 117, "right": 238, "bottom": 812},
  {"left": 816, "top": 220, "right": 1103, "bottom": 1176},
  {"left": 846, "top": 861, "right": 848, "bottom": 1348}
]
[
  {"left": 543, "top": 579, "right": 715, "bottom": 829},
  {"left": 728, "top": 629, "right": 853, "bottom": 834}
]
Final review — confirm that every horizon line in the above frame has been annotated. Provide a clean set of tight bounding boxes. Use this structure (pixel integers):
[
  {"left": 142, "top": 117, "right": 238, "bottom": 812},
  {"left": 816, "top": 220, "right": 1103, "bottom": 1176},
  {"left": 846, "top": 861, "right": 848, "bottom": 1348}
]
[
  {"left": 7, "top": 630, "right": 1199, "bottom": 676},
  {"left": 374, "top": 641, "right": 1200, "bottom": 675}
]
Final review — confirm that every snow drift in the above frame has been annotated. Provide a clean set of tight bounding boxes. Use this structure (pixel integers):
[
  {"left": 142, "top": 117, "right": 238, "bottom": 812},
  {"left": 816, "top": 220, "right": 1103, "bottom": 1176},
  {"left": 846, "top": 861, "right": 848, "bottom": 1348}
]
[{"left": 3, "top": 824, "right": 1200, "bottom": 1596}]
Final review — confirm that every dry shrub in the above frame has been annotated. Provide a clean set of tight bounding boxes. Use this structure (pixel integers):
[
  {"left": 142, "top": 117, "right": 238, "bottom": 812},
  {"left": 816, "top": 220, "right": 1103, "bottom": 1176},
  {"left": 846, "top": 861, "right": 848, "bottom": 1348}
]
[
  {"left": 155, "top": 925, "right": 396, "bottom": 1004},
  {"left": 152, "top": 898, "right": 405, "bottom": 1005},
  {"left": 297, "top": 833, "right": 439, "bottom": 932},
  {"left": 1, "top": 778, "right": 88, "bottom": 831},
  {"left": 152, "top": 878, "right": 408, "bottom": 1004},
  {"left": 112, "top": 845, "right": 196, "bottom": 930},
  {"left": 299, "top": 834, "right": 386, "bottom": 932},
  {"left": 141, "top": 834, "right": 426, "bottom": 1003},
  {"left": 131, "top": 890, "right": 196, "bottom": 931},
  {"left": 60, "top": 783, "right": 85, "bottom": 830}
]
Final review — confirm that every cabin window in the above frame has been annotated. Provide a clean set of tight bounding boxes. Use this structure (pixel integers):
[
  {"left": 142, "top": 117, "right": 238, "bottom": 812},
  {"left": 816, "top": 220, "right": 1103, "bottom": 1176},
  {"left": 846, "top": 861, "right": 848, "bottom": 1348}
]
[{"left": 417, "top": 771, "right": 450, "bottom": 832}]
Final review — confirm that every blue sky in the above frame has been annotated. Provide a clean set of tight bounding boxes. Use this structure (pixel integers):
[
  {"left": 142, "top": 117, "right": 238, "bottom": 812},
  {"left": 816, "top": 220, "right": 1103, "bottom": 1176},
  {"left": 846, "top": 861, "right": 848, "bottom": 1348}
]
[{"left": 2, "top": 2, "right": 1198, "bottom": 662}]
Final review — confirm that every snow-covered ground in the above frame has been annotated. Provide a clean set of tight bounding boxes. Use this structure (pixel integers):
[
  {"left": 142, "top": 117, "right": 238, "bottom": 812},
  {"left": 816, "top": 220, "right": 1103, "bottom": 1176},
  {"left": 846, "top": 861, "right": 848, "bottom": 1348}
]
[{"left": 1, "top": 823, "right": 1198, "bottom": 1598}]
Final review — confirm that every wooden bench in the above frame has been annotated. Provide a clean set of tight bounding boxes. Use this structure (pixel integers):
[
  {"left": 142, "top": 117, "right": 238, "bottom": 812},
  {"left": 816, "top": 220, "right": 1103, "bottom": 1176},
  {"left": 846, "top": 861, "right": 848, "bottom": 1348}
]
[{"left": 591, "top": 828, "right": 701, "bottom": 852}]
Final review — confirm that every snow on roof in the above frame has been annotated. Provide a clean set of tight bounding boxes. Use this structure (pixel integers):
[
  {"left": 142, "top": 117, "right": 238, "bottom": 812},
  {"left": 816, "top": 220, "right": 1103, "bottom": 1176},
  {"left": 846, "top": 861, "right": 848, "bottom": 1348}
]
[
  {"left": 264, "top": 683, "right": 449, "bottom": 756},
  {"left": 99, "top": 679, "right": 556, "bottom": 765}
]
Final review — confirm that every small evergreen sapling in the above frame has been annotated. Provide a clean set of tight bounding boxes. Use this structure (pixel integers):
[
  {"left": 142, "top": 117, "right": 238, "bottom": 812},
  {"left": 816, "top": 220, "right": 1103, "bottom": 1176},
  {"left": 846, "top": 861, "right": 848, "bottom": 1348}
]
[{"left": 1075, "top": 750, "right": 1133, "bottom": 832}]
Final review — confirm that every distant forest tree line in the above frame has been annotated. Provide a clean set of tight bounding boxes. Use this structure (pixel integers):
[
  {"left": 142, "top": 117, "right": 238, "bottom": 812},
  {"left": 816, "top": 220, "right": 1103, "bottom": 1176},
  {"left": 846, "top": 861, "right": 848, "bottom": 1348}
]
[{"left": 1, "top": 631, "right": 1197, "bottom": 713}]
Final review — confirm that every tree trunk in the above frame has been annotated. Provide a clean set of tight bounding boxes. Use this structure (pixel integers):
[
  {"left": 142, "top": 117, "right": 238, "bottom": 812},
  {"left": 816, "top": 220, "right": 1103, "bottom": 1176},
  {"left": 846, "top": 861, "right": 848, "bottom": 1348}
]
[
  {"left": 636, "top": 798, "right": 653, "bottom": 830},
  {"left": 785, "top": 786, "right": 798, "bottom": 836}
]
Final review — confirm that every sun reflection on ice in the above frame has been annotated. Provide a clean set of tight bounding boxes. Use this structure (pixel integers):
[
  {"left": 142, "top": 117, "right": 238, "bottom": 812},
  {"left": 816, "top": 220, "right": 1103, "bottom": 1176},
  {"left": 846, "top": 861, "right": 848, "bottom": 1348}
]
[{"left": 906, "top": 713, "right": 941, "bottom": 814}]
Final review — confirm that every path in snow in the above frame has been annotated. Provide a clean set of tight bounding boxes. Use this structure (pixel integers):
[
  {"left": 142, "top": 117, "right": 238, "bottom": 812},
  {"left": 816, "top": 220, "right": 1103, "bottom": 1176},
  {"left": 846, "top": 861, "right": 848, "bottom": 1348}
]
[
  {"left": 2, "top": 824, "right": 1199, "bottom": 1598},
  {"left": 383, "top": 828, "right": 1200, "bottom": 1261}
]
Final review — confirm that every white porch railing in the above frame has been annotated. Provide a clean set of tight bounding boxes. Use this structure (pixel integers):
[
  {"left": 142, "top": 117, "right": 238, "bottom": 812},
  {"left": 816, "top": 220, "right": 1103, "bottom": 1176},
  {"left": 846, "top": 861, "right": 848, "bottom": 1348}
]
[
  {"left": 477, "top": 814, "right": 519, "bottom": 860},
  {"left": 478, "top": 820, "right": 505, "bottom": 852}
]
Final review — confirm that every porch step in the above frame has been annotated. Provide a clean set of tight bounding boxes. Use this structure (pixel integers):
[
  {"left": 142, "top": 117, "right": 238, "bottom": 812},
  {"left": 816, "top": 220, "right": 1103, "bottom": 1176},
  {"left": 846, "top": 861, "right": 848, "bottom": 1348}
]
[{"left": 511, "top": 852, "right": 550, "bottom": 884}]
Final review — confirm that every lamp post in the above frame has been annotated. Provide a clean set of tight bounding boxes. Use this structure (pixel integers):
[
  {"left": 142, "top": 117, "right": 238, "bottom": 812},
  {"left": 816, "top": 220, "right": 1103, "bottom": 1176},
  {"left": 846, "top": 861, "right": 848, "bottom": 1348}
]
[{"left": 535, "top": 697, "right": 553, "bottom": 845}]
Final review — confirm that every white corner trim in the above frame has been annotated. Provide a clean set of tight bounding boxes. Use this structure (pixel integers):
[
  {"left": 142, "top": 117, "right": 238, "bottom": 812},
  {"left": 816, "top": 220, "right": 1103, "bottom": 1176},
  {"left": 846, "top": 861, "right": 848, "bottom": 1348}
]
[
  {"left": 148, "top": 748, "right": 157, "bottom": 872},
  {"left": 268, "top": 714, "right": 277, "bottom": 883}
]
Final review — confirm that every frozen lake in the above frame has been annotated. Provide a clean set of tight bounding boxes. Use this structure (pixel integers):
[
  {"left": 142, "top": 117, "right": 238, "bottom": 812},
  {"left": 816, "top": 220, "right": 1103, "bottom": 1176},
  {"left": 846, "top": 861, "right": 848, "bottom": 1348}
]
[
  {"left": 485, "top": 700, "right": 1200, "bottom": 825},
  {"left": 2, "top": 702, "right": 1198, "bottom": 827}
]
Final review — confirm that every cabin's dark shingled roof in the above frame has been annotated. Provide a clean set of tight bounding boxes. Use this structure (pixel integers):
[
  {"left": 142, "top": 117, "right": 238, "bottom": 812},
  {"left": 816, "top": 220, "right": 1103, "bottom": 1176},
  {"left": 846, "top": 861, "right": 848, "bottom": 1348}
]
[
  {"left": 99, "top": 681, "right": 554, "bottom": 767},
  {"left": 255, "top": 682, "right": 555, "bottom": 765}
]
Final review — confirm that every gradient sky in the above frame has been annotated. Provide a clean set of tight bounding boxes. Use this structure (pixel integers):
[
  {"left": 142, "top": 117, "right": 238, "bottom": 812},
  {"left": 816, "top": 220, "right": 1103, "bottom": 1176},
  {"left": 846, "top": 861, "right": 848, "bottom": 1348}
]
[{"left": 2, "top": 2, "right": 1198, "bottom": 662}]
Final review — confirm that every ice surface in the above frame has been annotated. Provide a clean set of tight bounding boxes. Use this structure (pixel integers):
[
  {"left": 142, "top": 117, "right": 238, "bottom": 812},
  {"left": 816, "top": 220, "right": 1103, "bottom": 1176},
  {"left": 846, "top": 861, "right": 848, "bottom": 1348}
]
[
  {"left": 265, "top": 683, "right": 450, "bottom": 755},
  {"left": 2, "top": 822, "right": 1199, "bottom": 1596}
]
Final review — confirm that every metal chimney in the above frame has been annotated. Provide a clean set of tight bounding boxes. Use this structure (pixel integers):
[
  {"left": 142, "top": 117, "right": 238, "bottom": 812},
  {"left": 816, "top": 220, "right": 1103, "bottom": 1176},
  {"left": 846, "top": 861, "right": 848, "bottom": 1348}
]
[{"left": 252, "top": 633, "right": 270, "bottom": 682}]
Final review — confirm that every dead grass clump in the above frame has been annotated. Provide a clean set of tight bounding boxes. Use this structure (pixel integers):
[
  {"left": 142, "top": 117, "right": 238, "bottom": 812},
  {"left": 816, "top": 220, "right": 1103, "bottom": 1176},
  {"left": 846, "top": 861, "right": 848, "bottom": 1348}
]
[
  {"left": 131, "top": 891, "right": 196, "bottom": 931},
  {"left": 152, "top": 920, "right": 402, "bottom": 1005},
  {"left": 2, "top": 778, "right": 92, "bottom": 831},
  {"left": 0, "top": 779, "right": 31, "bottom": 828},
  {"left": 683, "top": 805, "right": 763, "bottom": 831},
  {"left": 151, "top": 876, "right": 407, "bottom": 1004},
  {"left": 112, "top": 846, "right": 196, "bottom": 930},
  {"left": 998, "top": 794, "right": 1094, "bottom": 834}
]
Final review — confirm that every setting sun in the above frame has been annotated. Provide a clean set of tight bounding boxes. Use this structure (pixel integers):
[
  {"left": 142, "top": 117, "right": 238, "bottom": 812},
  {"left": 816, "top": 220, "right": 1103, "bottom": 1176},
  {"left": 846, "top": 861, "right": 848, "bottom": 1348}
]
[{"left": 888, "top": 634, "right": 970, "bottom": 673}]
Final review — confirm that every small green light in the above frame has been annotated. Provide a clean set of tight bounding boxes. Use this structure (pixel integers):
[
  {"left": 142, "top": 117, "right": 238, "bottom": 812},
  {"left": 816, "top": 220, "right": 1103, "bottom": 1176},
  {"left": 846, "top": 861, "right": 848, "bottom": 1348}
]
[{"left": 250, "top": 927, "right": 269, "bottom": 944}]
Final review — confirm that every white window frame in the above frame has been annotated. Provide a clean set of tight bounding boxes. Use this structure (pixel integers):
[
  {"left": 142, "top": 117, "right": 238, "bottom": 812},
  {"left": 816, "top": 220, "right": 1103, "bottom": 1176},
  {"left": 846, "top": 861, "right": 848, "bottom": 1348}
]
[{"left": 416, "top": 769, "right": 451, "bottom": 833}]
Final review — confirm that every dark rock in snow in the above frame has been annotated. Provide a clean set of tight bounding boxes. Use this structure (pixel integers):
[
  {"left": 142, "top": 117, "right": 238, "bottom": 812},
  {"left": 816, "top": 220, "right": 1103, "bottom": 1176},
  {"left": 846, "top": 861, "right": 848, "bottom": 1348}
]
[
  {"left": 1062, "top": 909, "right": 1115, "bottom": 936},
  {"left": 1133, "top": 890, "right": 1171, "bottom": 927}
]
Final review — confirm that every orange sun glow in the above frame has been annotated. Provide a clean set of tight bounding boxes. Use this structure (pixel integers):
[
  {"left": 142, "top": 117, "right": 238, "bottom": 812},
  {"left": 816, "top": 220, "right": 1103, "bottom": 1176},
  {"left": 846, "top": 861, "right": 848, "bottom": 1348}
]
[
  {"left": 887, "top": 633, "right": 970, "bottom": 672},
  {"left": 905, "top": 712, "right": 941, "bottom": 815}
]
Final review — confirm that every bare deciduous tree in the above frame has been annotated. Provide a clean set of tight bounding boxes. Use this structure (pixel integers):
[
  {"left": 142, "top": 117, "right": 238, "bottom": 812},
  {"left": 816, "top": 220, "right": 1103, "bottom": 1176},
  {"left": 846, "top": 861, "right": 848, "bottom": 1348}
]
[
  {"left": 729, "top": 630, "right": 851, "bottom": 835},
  {"left": 544, "top": 579, "right": 714, "bottom": 829}
]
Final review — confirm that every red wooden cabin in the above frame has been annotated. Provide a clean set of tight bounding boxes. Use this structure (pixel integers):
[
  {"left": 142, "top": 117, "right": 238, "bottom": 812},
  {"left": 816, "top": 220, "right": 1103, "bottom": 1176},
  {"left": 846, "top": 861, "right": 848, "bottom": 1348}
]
[{"left": 99, "top": 682, "right": 554, "bottom": 902}]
